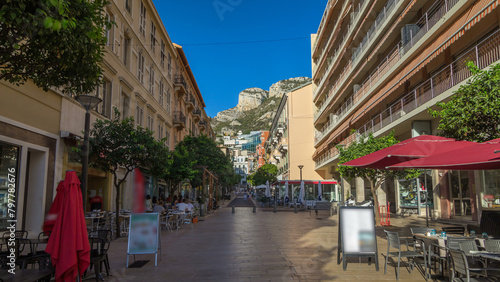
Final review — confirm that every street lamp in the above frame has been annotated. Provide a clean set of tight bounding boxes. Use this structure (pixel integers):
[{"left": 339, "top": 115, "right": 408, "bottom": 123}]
[
  {"left": 298, "top": 165, "right": 304, "bottom": 182},
  {"left": 76, "top": 94, "right": 102, "bottom": 211},
  {"left": 337, "top": 144, "right": 346, "bottom": 206}
]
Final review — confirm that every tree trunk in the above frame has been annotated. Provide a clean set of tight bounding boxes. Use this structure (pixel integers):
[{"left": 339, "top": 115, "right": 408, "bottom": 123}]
[
  {"left": 370, "top": 181, "right": 381, "bottom": 226},
  {"left": 115, "top": 183, "right": 120, "bottom": 238}
]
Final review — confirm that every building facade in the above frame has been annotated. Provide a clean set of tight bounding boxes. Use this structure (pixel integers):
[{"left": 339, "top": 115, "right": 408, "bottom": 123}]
[
  {"left": 311, "top": 0, "right": 500, "bottom": 221},
  {"left": 265, "top": 83, "right": 338, "bottom": 201},
  {"left": 0, "top": 0, "right": 213, "bottom": 233}
]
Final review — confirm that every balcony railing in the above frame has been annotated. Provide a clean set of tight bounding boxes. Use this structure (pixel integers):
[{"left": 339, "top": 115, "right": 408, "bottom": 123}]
[
  {"left": 314, "top": 27, "right": 500, "bottom": 167},
  {"left": 173, "top": 111, "right": 186, "bottom": 128},
  {"left": 314, "top": 0, "right": 460, "bottom": 143},
  {"left": 313, "top": 0, "right": 337, "bottom": 52},
  {"left": 314, "top": 133, "right": 360, "bottom": 168},
  {"left": 313, "top": 0, "right": 369, "bottom": 78},
  {"left": 199, "top": 119, "right": 207, "bottom": 129},
  {"left": 192, "top": 107, "right": 201, "bottom": 116},
  {"left": 186, "top": 93, "right": 195, "bottom": 110},
  {"left": 174, "top": 74, "right": 187, "bottom": 96}
]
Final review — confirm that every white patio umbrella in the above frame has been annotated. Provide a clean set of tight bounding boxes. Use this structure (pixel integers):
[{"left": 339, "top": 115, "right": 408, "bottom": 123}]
[
  {"left": 298, "top": 180, "right": 305, "bottom": 205},
  {"left": 318, "top": 181, "right": 323, "bottom": 201},
  {"left": 265, "top": 180, "right": 271, "bottom": 197}
]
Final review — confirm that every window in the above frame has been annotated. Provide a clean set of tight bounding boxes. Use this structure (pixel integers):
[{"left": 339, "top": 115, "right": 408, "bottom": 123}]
[
  {"left": 139, "top": 1, "right": 146, "bottom": 37},
  {"left": 149, "top": 64, "right": 155, "bottom": 95},
  {"left": 150, "top": 21, "right": 156, "bottom": 53},
  {"left": 121, "top": 93, "right": 130, "bottom": 119},
  {"left": 97, "top": 80, "right": 112, "bottom": 118},
  {"left": 167, "top": 52, "right": 172, "bottom": 78},
  {"left": 105, "top": 14, "right": 110, "bottom": 46},
  {"left": 136, "top": 104, "right": 144, "bottom": 127},
  {"left": 138, "top": 51, "right": 144, "bottom": 84},
  {"left": 123, "top": 37, "right": 131, "bottom": 66},
  {"left": 160, "top": 40, "right": 165, "bottom": 68},
  {"left": 165, "top": 128, "right": 170, "bottom": 145},
  {"left": 158, "top": 122, "right": 164, "bottom": 139},
  {"left": 159, "top": 80, "right": 164, "bottom": 107},
  {"left": 166, "top": 88, "right": 171, "bottom": 114},
  {"left": 147, "top": 114, "right": 154, "bottom": 131},
  {"left": 125, "top": 0, "right": 132, "bottom": 14}
]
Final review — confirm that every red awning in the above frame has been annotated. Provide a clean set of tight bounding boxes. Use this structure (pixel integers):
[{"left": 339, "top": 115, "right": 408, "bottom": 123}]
[
  {"left": 275, "top": 180, "right": 338, "bottom": 185},
  {"left": 388, "top": 138, "right": 500, "bottom": 170},
  {"left": 340, "top": 135, "right": 474, "bottom": 169}
]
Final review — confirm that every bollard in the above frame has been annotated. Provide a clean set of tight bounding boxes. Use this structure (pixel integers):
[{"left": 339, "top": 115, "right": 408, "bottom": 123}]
[
  {"left": 232, "top": 205, "right": 235, "bottom": 213},
  {"left": 273, "top": 204, "right": 277, "bottom": 213},
  {"left": 253, "top": 205, "right": 256, "bottom": 213},
  {"left": 294, "top": 204, "right": 297, "bottom": 213}
]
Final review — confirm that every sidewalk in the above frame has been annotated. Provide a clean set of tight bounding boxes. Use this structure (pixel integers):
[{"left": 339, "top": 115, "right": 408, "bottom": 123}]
[{"left": 105, "top": 205, "right": 449, "bottom": 281}]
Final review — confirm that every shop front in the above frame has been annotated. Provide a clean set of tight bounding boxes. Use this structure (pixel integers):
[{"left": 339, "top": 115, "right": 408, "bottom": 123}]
[{"left": 275, "top": 180, "right": 339, "bottom": 202}]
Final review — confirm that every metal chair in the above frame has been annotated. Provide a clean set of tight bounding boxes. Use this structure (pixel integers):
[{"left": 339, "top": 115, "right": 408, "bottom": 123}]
[
  {"left": 443, "top": 226, "right": 466, "bottom": 236},
  {"left": 484, "top": 240, "right": 500, "bottom": 253},
  {"left": 384, "top": 230, "right": 427, "bottom": 281},
  {"left": 87, "top": 237, "right": 107, "bottom": 282},
  {"left": 448, "top": 248, "right": 497, "bottom": 281},
  {"left": 89, "top": 229, "right": 112, "bottom": 277}
]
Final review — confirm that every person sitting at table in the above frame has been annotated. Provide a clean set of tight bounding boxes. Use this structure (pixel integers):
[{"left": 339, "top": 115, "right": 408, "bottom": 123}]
[
  {"left": 153, "top": 199, "right": 165, "bottom": 214},
  {"left": 145, "top": 195, "right": 153, "bottom": 212},
  {"left": 186, "top": 199, "right": 195, "bottom": 212},
  {"left": 177, "top": 199, "right": 188, "bottom": 212}
]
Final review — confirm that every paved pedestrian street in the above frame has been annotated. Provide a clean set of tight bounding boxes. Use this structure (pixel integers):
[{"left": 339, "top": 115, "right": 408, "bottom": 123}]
[{"left": 106, "top": 200, "right": 438, "bottom": 281}]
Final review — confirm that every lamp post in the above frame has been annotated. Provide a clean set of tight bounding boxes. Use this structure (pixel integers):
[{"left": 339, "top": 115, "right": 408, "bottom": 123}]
[
  {"left": 298, "top": 165, "right": 304, "bottom": 202},
  {"left": 337, "top": 144, "right": 346, "bottom": 206},
  {"left": 76, "top": 94, "right": 102, "bottom": 211}
]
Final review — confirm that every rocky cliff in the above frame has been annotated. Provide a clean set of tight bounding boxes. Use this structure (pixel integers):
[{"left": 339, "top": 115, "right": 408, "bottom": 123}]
[{"left": 212, "top": 77, "right": 311, "bottom": 136}]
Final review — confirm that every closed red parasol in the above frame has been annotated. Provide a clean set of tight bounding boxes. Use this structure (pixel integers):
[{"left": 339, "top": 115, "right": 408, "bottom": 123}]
[
  {"left": 43, "top": 180, "right": 64, "bottom": 233},
  {"left": 45, "top": 170, "right": 90, "bottom": 281},
  {"left": 340, "top": 135, "right": 473, "bottom": 169},
  {"left": 388, "top": 138, "right": 500, "bottom": 170}
]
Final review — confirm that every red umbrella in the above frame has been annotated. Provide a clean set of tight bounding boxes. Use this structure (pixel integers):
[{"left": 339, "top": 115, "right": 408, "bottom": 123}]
[
  {"left": 340, "top": 135, "right": 473, "bottom": 169},
  {"left": 43, "top": 180, "right": 64, "bottom": 233},
  {"left": 46, "top": 170, "right": 90, "bottom": 281},
  {"left": 388, "top": 138, "right": 500, "bottom": 170}
]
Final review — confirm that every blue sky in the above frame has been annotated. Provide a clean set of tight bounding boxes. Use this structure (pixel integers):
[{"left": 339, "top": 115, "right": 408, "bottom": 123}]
[{"left": 152, "top": 0, "right": 327, "bottom": 117}]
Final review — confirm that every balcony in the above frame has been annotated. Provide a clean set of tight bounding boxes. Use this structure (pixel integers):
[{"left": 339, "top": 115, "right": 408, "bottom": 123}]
[
  {"left": 173, "top": 111, "right": 186, "bottom": 129},
  {"left": 314, "top": 0, "right": 462, "bottom": 144},
  {"left": 192, "top": 107, "right": 201, "bottom": 121},
  {"left": 174, "top": 74, "right": 187, "bottom": 97},
  {"left": 278, "top": 138, "right": 288, "bottom": 153},
  {"left": 186, "top": 93, "right": 195, "bottom": 111},
  {"left": 276, "top": 124, "right": 284, "bottom": 137},
  {"left": 314, "top": 28, "right": 500, "bottom": 169},
  {"left": 199, "top": 119, "right": 207, "bottom": 130},
  {"left": 271, "top": 137, "right": 278, "bottom": 146}
]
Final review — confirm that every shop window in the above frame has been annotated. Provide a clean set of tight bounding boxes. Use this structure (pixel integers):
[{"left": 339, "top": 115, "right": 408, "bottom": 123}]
[
  {"left": 0, "top": 142, "right": 20, "bottom": 230},
  {"left": 481, "top": 170, "right": 500, "bottom": 208}
]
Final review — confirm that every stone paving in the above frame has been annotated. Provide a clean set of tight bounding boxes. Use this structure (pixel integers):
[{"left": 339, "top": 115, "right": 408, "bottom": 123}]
[{"left": 105, "top": 196, "right": 453, "bottom": 281}]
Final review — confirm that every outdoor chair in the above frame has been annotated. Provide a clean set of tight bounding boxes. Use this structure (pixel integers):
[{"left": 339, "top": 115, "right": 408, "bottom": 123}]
[
  {"left": 448, "top": 248, "right": 498, "bottom": 281},
  {"left": 443, "top": 226, "right": 466, "bottom": 236},
  {"left": 383, "top": 230, "right": 427, "bottom": 281},
  {"left": 448, "top": 237, "right": 474, "bottom": 250},
  {"left": 89, "top": 229, "right": 112, "bottom": 277},
  {"left": 484, "top": 240, "right": 500, "bottom": 253},
  {"left": 20, "top": 253, "right": 53, "bottom": 282},
  {"left": 459, "top": 240, "right": 486, "bottom": 269},
  {"left": 28, "top": 231, "right": 51, "bottom": 256},
  {"left": 87, "top": 237, "right": 107, "bottom": 282}
]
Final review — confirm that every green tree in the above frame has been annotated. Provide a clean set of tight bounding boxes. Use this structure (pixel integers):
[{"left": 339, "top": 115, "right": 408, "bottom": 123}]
[
  {"left": 86, "top": 111, "right": 170, "bottom": 237},
  {"left": 166, "top": 135, "right": 237, "bottom": 199},
  {"left": 338, "top": 132, "right": 420, "bottom": 225},
  {"left": 0, "top": 0, "right": 111, "bottom": 94},
  {"left": 248, "top": 164, "right": 277, "bottom": 186},
  {"left": 429, "top": 62, "right": 500, "bottom": 142}
]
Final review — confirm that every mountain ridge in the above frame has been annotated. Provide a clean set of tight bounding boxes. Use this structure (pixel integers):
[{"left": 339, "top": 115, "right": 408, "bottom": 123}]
[{"left": 212, "top": 77, "right": 312, "bottom": 136}]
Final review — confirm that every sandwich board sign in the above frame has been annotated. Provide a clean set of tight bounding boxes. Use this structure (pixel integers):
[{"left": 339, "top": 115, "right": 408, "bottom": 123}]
[
  {"left": 337, "top": 206, "right": 379, "bottom": 271},
  {"left": 127, "top": 213, "right": 161, "bottom": 267}
]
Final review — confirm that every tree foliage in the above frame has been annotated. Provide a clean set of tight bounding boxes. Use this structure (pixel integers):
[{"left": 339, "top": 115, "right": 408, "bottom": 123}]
[
  {"left": 85, "top": 110, "right": 171, "bottom": 236},
  {"left": 248, "top": 164, "right": 277, "bottom": 186},
  {"left": 429, "top": 62, "right": 500, "bottom": 142},
  {"left": 0, "top": 0, "right": 111, "bottom": 94},
  {"left": 166, "top": 135, "right": 239, "bottom": 196},
  {"left": 338, "top": 132, "right": 420, "bottom": 225}
]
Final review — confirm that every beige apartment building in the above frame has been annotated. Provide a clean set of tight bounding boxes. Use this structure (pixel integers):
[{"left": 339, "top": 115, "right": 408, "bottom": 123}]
[
  {"left": 265, "top": 83, "right": 339, "bottom": 202},
  {"left": 0, "top": 0, "right": 213, "bottom": 233},
  {"left": 311, "top": 0, "right": 500, "bottom": 222}
]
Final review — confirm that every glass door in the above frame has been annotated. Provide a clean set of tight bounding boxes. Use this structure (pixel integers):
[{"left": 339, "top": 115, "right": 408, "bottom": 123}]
[{"left": 450, "top": 171, "right": 471, "bottom": 218}]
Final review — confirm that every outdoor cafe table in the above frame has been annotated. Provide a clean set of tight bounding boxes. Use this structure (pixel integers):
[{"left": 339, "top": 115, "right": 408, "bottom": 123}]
[
  {"left": 0, "top": 269, "right": 53, "bottom": 282},
  {"left": 85, "top": 213, "right": 105, "bottom": 231}
]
